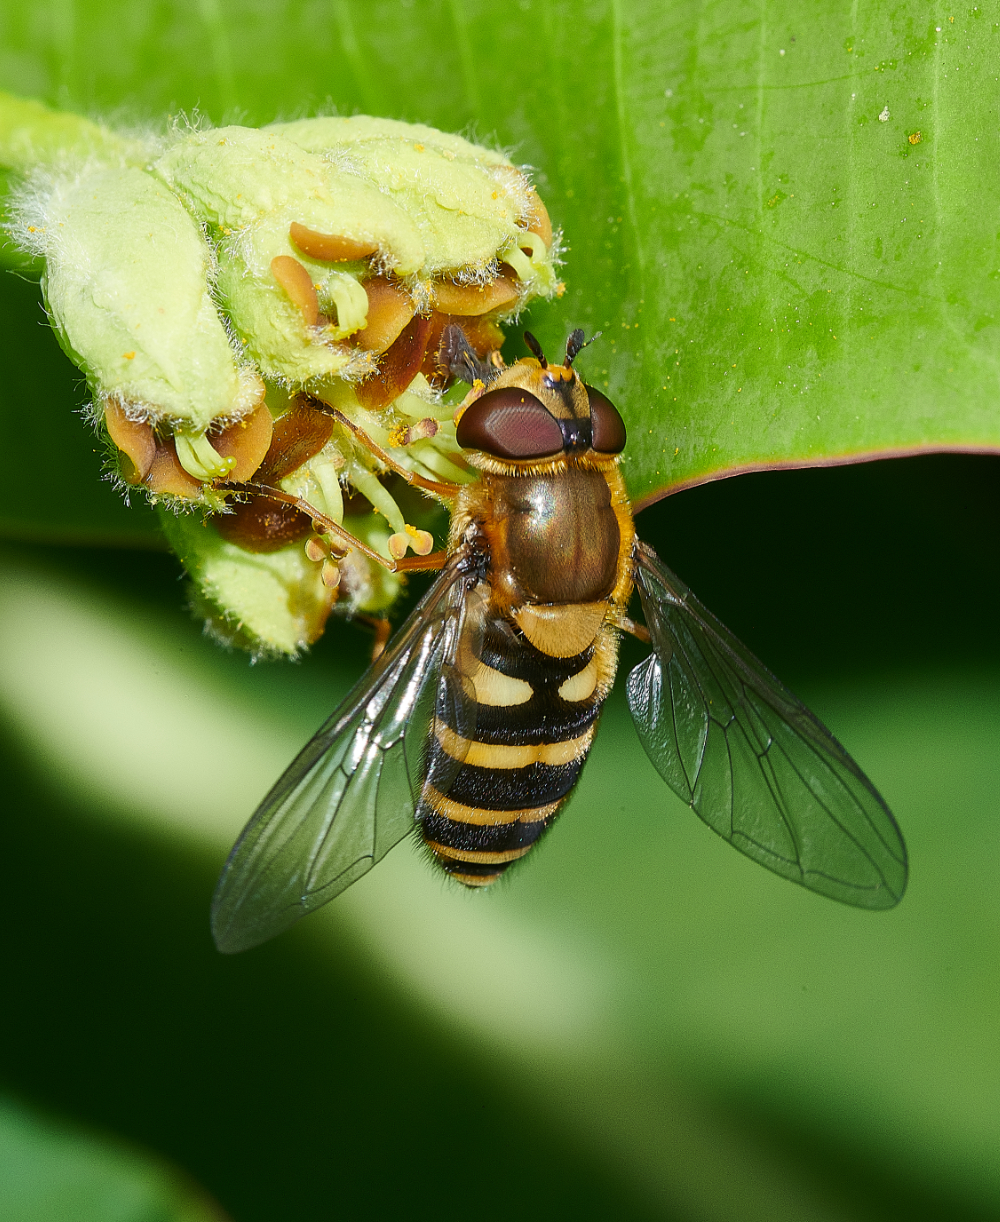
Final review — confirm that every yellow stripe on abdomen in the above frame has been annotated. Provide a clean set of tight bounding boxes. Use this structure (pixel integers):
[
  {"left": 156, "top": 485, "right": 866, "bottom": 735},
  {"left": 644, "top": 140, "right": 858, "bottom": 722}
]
[
  {"left": 425, "top": 842, "right": 532, "bottom": 865},
  {"left": 422, "top": 784, "right": 558, "bottom": 826},
  {"left": 435, "top": 723, "right": 595, "bottom": 770}
]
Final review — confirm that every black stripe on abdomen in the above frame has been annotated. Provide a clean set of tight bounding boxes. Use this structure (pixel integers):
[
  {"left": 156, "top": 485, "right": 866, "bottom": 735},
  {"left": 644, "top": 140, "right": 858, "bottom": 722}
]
[
  {"left": 437, "top": 859, "right": 508, "bottom": 879},
  {"left": 476, "top": 615, "right": 592, "bottom": 683},
  {"left": 461, "top": 692, "right": 600, "bottom": 747},
  {"left": 420, "top": 810, "right": 550, "bottom": 855},
  {"left": 439, "top": 614, "right": 603, "bottom": 747},
  {"left": 425, "top": 739, "right": 584, "bottom": 809}
]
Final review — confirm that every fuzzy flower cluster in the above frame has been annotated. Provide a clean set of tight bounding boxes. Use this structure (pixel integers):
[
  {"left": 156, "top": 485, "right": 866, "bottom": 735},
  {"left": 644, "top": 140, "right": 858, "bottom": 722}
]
[{"left": 10, "top": 112, "right": 560, "bottom": 655}]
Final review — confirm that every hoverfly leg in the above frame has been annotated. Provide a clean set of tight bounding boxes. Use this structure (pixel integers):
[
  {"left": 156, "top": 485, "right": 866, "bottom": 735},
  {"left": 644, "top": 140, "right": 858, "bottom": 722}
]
[
  {"left": 353, "top": 613, "right": 393, "bottom": 661},
  {"left": 302, "top": 396, "right": 463, "bottom": 499},
  {"left": 391, "top": 550, "right": 449, "bottom": 572},
  {"left": 610, "top": 607, "right": 651, "bottom": 644},
  {"left": 218, "top": 479, "right": 441, "bottom": 575}
]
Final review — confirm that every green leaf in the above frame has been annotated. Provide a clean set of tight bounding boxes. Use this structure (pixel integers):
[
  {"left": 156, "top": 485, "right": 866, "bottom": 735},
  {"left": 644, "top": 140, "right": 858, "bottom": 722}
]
[
  {"left": 0, "top": 1095, "right": 224, "bottom": 1222},
  {"left": 1, "top": 1, "right": 996, "bottom": 527}
]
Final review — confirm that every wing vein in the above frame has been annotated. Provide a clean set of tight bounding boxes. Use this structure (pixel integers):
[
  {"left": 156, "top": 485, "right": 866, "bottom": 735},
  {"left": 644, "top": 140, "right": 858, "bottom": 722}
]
[{"left": 627, "top": 543, "right": 907, "bottom": 909}]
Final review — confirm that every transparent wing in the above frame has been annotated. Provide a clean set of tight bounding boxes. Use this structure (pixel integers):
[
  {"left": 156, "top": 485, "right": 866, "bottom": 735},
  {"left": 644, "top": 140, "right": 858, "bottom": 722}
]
[
  {"left": 211, "top": 554, "right": 477, "bottom": 953},
  {"left": 627, "top": 542, "right": 907, "bottom": 909}
]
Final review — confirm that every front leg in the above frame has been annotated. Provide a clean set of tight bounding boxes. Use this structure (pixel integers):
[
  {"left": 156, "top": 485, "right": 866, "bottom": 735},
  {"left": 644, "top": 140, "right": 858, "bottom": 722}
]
[{"left": 218, "top": 480, "right": 448, "bottom": 575}]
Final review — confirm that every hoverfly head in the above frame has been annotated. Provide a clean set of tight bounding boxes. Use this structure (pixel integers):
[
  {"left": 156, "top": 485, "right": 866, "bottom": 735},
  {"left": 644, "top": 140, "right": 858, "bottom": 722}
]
[{"left": 454, "top": 328, "right": 626, "bottom": 460}]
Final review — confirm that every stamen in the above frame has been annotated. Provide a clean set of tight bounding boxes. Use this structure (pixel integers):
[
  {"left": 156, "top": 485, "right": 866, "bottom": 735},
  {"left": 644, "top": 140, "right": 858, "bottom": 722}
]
[
  {"left": 393, "top": 388, "right": 456, "bottom": 421},
  {"left": 320, "top": 560, "right": 342, "bottom": 588},
  {"left": 405, "top": 442, "right": 471, "bottom": 485},
  {"left": 349, "top": 466, "right": 406, "bottom": 534},
  {"left": 407, "top": 526, "right": 434, "bottom": 555},
  {"left": 498, "top": 242, "right": 534, "bottom": 282},
  {"left": 319, "top": 270, "right": 369, "bottom": 336},
  {"left": 175, "top": 431, "right": 238, "bottom": 481},
  {"left": 515, "top": 231, "right": 547, "bottom": 259},
  {"left": 313, "top": 459, "right": 345, "bottom": 524},
  {"left": 387, "top": 526, "right": 434, "bottom": 559},
  {"left": 503, "top": 231, "right": 548, "bottom": 278},
  {"left": 304, "top": 536, "right": 327, "bottom": 563},
  {"left": 387, "top": 417, "right": 438, "bottom": 447}
]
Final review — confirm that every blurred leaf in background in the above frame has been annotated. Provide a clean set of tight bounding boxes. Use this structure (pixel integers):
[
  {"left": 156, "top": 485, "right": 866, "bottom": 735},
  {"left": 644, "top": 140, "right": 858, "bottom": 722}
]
[
  {"left": 1, "top": 2, "right": 999, "bottom": 1221},
  {"left": 0, "top": 1095, "right": 226, "bottom": 1222}
]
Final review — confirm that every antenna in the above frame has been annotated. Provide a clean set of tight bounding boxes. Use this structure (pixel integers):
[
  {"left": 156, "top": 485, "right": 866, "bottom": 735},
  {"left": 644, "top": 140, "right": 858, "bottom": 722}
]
[
  {"left": 565, "top": 328, "right": 602, "bottom": 366},
  {"left": 523, "top": 331, "right": 547, "bottom": 367}
]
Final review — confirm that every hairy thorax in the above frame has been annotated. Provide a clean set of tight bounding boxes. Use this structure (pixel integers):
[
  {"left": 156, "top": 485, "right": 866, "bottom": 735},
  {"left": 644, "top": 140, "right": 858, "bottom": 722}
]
[{"left": 488, "top": 466, "right": 621, "bottom": 602}]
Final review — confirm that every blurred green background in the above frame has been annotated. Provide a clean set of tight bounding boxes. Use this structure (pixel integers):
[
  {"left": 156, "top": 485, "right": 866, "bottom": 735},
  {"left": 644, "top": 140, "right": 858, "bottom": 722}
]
[
  {"left": 2, "top": 2, "right": 1000, "bottom": 1219},
  {"left": 5, "top": 444, "right": 1000, "bottom": 1221}
]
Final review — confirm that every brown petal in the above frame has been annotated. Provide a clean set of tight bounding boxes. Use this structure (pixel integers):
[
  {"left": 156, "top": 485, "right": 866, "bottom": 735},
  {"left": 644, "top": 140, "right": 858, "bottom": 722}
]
[
  {"left": 259, "top": 400, "right": 335, "bottom": 483},
  {"left": 145, "top": 439, "right": 204, "bottom": 499},
  {"left": 289, "top": 222, "right": 380, "bottom": 264},
  {"left": 213, "top": 402, "right": 274, "bottom": 482},
  {"left": 523, "top": 186, "right": 553, "bottom": 248},
  {"left": 212, "top": 400, "right": 335, "bottom": 553},
  {"left": 104, "top": 399, "right": 156, "bottom": 482},
  {"left": 352, "top": 277, "right": 415, "bottom": 354},
  {"left": 356, "top": 313, "right": 433, "bottom": 411},
  {"left": 214, "top": 498, "right": 313, "bottom": 553},
  {"left": 493, "top": 167, "right": 553, "bottom": 248},
  {"left": 430, "top": 275, "right": 519, "bottom": 317},
  {"left": 271, "top": 255, "right": 319, "bottom": 327}
]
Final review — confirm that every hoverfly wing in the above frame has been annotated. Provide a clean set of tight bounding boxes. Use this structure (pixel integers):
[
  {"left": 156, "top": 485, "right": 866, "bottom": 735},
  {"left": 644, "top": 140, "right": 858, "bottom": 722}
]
[
  {"left": 211, "top": 554, "right": 477, "bottom": 953},
  {"left": 627, "top": 542, "right": 907, "bottom": 909}
]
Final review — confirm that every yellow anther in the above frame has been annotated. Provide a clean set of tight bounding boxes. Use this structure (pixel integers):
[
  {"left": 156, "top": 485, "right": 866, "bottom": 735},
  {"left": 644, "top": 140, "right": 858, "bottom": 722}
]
[
  {"left": 405, "top": 525, "right": 434, "bottom": 555},
  {"left": 387, "top": 527, "right": 432, "bottom": 560},
  {"left": 388, "top": 418, "right": 439, "bottom": 448},
  {"left": 304, "top": 536, "right": 327, "bottom": 563},
  {"left": 410, "top": 418, "right": 438, "bottom": 443},
  {"left": 321, "top": 560, "right": 341, "bottom": 589}
]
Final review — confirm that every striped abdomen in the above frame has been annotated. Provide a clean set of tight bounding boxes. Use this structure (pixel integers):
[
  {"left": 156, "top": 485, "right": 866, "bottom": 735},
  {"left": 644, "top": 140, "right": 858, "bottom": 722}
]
[{"left": 417, "top": 605, "right": 617, "bottom": 887}]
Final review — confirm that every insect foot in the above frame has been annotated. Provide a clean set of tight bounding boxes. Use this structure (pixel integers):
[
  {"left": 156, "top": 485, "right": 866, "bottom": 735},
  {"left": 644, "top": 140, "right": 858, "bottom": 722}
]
[{"left": 7, "top": 105, "right": 562, "bottom": 657}]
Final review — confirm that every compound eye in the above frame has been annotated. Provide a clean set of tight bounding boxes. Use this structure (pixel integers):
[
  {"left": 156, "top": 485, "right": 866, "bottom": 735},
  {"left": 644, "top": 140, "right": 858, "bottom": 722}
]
[
  {"left": 456, "top": 387, "right": 564, "bottom": 459},
  {"left": 587, "top": 386, "right": 627, "bottom": 454}
]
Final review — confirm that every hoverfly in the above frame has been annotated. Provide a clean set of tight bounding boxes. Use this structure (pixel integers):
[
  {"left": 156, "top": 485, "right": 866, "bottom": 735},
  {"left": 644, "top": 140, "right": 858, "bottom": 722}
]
[{"left": 211, "top": 326, "right": 907, "bottom": 953}]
